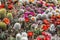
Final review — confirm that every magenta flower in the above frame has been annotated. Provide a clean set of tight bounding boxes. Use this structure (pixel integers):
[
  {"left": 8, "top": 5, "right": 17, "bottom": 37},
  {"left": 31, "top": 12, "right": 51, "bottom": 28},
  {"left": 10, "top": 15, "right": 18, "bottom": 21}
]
[
  {"left": 24, "top": 11, "right": 30, "bottom": 18},
  {"left": 30, "top": 12, "right": 35, "bottom": 16}
]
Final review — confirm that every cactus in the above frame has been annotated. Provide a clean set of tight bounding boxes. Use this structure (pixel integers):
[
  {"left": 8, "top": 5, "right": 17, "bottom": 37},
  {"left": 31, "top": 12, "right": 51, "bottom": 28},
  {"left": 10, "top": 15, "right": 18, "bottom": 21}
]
[
  {"left": 7, "top": 13, "right": 13, "bottom": 20},
  {"left": 0, "top": 22, "right": 7, "bottom": 30},
  {"left": 41, "top": 14, "right": 47, "bottom": 19},
  {"left": 0, "top": 8, "right": 6, "bottom": 19},
  {"left": 16, "top": 33, "right": 21, "bottom": 40},
  {"left": 7, "top": 35, "right": 15, "bottom": 40},
  {"left": 13, "top": 23, "right": 21, "bottom": 30},
  {"left": 56, "top": 25, "right": 60, "bottom": 30},
  {"left": 36, "top": 14, "right": 42, "bottom": 20},
  {"left": 21, "top": 32, "right": 28, "bottom": 40},
  {"left": 0, "top": 32, "right": 6, "bottom": 40},
  {"left": 34, "top": 28, "right": 42, "bottom": 39}
]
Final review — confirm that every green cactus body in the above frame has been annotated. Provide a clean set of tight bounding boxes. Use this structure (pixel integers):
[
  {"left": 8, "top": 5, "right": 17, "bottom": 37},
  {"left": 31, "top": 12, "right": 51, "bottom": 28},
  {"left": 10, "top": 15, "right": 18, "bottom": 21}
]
[
  {"left": 8, "top": 36, "right": 15, "bottom": 40},
  {"left": 0, "top": 22, "right": 7, "bottom": 30},
  {"left": 0, "top": 8, "right": 6, "bottom": 19},
  {"left": 34, "top": 29, "right": 42, "bottom": 38},
  {"left": 0, "top": 32, "right": 6, "bottom": 40},
  {"left": 7, "top": 13, "right": 13, "bottom": 20}
]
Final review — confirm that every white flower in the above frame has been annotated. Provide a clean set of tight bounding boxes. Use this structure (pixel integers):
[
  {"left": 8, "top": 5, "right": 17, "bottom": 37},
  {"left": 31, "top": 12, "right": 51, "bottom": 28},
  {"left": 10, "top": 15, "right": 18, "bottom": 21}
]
[{"left": 31, "top": 16, "right": 36, "bottom": 22}]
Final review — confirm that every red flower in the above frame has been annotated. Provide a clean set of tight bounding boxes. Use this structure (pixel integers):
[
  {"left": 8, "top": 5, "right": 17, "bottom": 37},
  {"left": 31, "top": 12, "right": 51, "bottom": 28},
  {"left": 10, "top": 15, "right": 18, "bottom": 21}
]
[
  {"left": 42, "top": 32, "right": 51, "bottom": 40},
  {"left": 43, "top": 19, "right": 50, "bottom": 25},
  {"left": 8, "top": 4, "right": 13, "bottom": 10},
  {"left": 36, "top": 36, "right": 42, "bottom": 40},
  {"left": 27, "top": 32, "right": 33, "bottom": 37},
  {"left": 45, "top": 3, "right": 50, "bottom": 7},
  {"left": 25, "top": 17, "right": 29, "bottom": 22},
  {"left": 42, "top": 24, "right": 49, "bottom": 31},
  {"left": 0, "top": 3, "right": 4, "bottom": 9},
  {"left": 44, "top": 36, "right": 50, "bottom": 40}
]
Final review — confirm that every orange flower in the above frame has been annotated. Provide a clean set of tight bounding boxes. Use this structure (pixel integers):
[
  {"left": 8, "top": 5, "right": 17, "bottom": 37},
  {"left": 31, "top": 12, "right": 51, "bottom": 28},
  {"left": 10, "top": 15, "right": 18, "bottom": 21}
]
[
  {"left": 57, "top": 15, "right": 60, "bottom": 18},
  {"left": 43, "top": 19, "right": 49, "bottom": 25},
  {"left": 3, "top": 18, "right": 10, "bottom": 25}
]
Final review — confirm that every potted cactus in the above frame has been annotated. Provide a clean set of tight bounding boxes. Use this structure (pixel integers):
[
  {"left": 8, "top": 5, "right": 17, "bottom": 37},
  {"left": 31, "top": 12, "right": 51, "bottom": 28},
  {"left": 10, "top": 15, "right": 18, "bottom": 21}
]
[
  {"left": 0, "top": 8, "right": 6, "bottom": 19},
  {"left": 0, "top": 22, "right": 7, "bottom": 30},
  {"left": 7, "top": 13, "right": 13, "bottom": 21}
]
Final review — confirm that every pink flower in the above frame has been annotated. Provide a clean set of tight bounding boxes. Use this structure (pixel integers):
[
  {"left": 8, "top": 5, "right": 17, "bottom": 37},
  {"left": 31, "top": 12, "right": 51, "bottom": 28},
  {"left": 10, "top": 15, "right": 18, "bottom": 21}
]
[
  {"left": 30, "top": 12, "right": 35, "bottom": 16},
  {"left": 24, "top": 11, "right": 30, "bottom": 18}
]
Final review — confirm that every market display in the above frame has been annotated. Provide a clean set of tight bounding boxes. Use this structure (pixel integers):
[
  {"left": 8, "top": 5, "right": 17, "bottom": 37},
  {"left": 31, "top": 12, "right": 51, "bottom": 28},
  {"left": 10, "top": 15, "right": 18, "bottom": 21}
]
[{"left": 0, "top": 0, "right": 60, "bottom": 40}]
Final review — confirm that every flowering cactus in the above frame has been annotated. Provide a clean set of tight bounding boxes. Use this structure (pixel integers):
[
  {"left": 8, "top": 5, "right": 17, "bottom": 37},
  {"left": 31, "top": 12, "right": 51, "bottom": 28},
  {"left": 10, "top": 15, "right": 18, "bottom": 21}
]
[
  {"left": 49, "top": 24, "right": 56, "bottom": 33},
  {"left": 18, "top": 9, "right": 24, "bottom": 15},
  {"left": 3, "top": 18, "right": 10, "bottom": 25},
  {"left": 31, "top": 16, "right": 36, "bottom": 22},
  {"left": 16, "top": 33, "right": 21, "bottom": 40},
  {"left": 36, "top": 14, "right": 42, "bottom": 20},
  {"left": 7, "top": 13, "right": 13, "bottom": 20},
  {"left": 34, "top": 28, "right": 42, "bottom": 38},
  {"left": 0, "top": 8, "right": 6, "bottom": 19},
  {"left": 13, "top": 23, "right": 21, "bottom": 30},
  {"left": 0, "top": 22, "right": 7, "bottom": 30},
  {"left": 41, "top": 14, "right": 47, "bottom": 19},
  {"left": 21, "top": 32, "right": 28, "bottom": 40}
]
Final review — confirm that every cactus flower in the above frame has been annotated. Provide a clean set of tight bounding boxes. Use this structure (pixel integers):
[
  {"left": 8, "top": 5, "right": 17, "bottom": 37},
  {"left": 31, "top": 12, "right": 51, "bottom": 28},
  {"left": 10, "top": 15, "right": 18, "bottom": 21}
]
[{"left": 3, "top": 18, "right": 10, "bottom": 25}]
